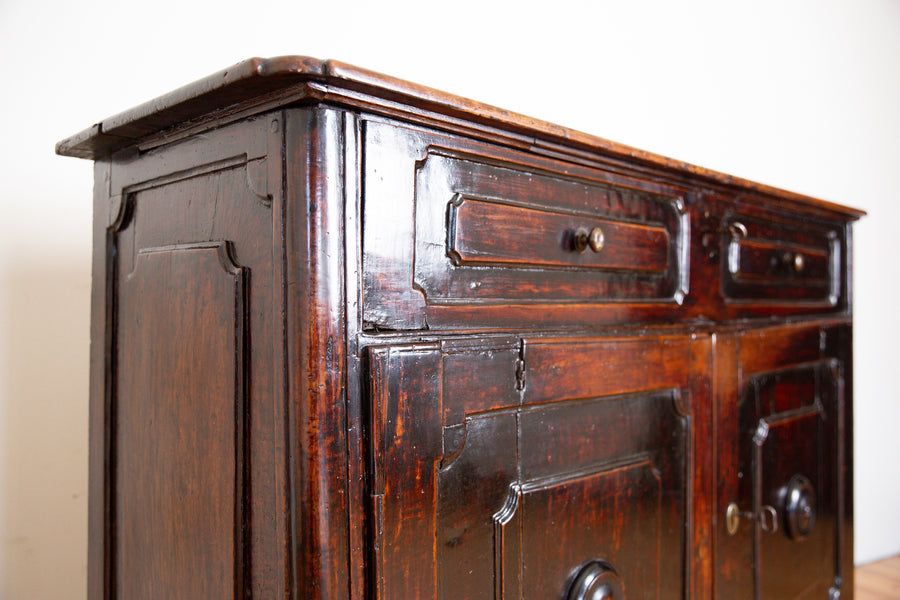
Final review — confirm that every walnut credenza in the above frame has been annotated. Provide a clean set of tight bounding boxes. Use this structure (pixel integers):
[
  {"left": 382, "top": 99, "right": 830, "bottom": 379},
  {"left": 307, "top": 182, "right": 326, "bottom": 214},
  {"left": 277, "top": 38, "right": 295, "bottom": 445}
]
[{"left": 58, "top": 57, "right": 863, "bottom": 600}]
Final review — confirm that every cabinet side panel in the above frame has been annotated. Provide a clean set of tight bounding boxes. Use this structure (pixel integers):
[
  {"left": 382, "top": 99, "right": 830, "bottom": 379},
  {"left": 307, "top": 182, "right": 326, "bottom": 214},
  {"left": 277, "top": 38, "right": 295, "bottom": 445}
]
[
  {"left": 90, "top": 114, "right": 283, "bottom": 600},
  {"left": 88, "top": 160, "right": 113, "bottom": 600},
  {"left": 115, "top": 244, "right": 246, "bottom": 599}
]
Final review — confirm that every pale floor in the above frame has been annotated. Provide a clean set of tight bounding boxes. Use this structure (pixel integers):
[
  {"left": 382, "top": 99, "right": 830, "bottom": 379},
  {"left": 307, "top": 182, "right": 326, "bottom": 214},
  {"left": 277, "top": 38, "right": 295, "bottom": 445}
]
[{"left": 856, "top": 555, "right": 900, "bottom": 599}]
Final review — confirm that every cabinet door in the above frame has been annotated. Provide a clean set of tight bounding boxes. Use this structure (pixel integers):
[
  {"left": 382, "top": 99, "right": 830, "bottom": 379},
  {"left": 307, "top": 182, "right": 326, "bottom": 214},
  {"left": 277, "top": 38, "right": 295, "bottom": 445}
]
[
  {"left": 716, "top": 324, "right": 851, "bottom": 600},
  {"left": 368, "top": 335, "right": 707, "bottom": 600}
]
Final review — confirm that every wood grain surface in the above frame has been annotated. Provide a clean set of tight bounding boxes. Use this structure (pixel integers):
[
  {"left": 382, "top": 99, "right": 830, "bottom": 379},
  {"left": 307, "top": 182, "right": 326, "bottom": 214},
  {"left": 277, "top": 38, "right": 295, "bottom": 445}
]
[
  {"left": 61, "top": 59, "right": 863, "bottom": 600},
  {"left": 856, "top": 555, "right": 900, "bottom": 600}
]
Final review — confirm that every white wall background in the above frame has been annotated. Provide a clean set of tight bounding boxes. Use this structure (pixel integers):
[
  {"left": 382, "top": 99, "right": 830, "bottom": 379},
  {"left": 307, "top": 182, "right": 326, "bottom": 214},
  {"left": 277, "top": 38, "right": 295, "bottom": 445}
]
[{"left": 1, "top": 1, "right": 897, "bottom": 597}]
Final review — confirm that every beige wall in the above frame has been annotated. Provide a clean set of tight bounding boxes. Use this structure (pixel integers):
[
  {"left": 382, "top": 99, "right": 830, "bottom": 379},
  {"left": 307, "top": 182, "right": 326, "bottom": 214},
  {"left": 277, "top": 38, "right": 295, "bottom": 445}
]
[{"left": 2, "top": 0, "right": 898, "bottom": 597}]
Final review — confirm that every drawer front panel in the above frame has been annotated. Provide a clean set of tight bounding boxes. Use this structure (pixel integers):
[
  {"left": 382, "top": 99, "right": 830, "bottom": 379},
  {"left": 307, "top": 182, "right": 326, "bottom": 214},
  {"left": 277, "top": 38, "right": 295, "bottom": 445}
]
[
  {"left": 415, "top": 151, "right": 688, "bottom": 305},
  {"left": 361, "top": 120, "right": 692, "bottom": 330},
  {"left": 448, "top": 195, "right": 671, "bottom": 273},
  {"left": 731, "top": 240, "right": 830, "bottom": 282},
  {"left": 722, "top": 214, "right": 841, "bottom": 305}
]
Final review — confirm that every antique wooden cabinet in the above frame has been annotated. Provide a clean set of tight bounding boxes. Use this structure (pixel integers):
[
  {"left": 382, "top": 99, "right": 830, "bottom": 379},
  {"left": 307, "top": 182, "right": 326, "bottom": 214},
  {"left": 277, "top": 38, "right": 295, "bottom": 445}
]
[{"left": 57, "top": 57, "right": 863, "bottom": 600}]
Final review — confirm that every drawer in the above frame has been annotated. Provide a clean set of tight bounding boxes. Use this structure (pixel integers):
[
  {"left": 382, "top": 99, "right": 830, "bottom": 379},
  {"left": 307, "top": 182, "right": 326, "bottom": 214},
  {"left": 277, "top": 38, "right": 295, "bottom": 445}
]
[
  {"left": 361, "top": 120, "right": 691, "bottom": 330},
  {"left": 447, "top": 195, "right": 671, "bottom": 273},
  {"left": 415, "top": 150, "right": 689, "bottom": 305},
  {"left": 721, "top": 213, "right": 841, "bottom": 305}
]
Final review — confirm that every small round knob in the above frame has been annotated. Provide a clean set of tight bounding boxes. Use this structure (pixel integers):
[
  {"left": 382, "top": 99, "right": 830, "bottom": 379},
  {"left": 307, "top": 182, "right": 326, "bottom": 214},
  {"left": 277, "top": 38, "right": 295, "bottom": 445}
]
[
  {"left": 784, "top": 475, "right": 816, "bottom": 540},
  {"left": 793, "top": 252, "right": 805, "bottom": 273},
  {"left": 568, "top": 561, "right": 623, "bottom": 600},
  {"left": 588, "top": 227, "right": 605, "bottom": 252},
  {"left": 573, "top": 227, "right": 605, "bottom": 253}
]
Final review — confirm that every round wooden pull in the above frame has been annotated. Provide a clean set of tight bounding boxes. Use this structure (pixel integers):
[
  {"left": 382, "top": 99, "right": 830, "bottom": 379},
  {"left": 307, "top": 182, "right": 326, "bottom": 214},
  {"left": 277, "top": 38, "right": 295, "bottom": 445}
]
[
  {"left": 574, "top": 226, "right": 605, "bottom": 253},
  {"left": 568, "top": 561, "right": 623, "bottom": 600}
]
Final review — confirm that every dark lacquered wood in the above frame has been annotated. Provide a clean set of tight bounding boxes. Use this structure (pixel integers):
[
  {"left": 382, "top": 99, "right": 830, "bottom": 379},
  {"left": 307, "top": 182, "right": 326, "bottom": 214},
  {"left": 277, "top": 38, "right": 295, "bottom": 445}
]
[
  {"left": 362, "top": 120, "right": 690, "bottom": 330},
  {"left": 283, "top": 108, "right": 351, "bottom": 600},
  {"left": 722, "top": 212, "right": 841, "bottom": 306},
  {"left": 716, "top": 322, "right": 852, "bottom": 600},
  {"left": 84, "top": 114, "right": 287, "bottom": 599},
  {"left": 448, "top": 196, "right": 671, "bottom": 273},
  {"left": 52, "top": 57, "right": 866, "bottom": 221},
  {"left": 368, "top": 335, "right": 696, "bottom": 600},
  {"left": 116, "top": 243, "right": 246, "bottom": 599},
  {"left": 522, "top": 335, "right": 693, "bottom": 403},
  {"left": 59, "top": 59, "right": 860, "bottom": 600},
  {"left": 730, "top": 240, "right": 829, "bottom": 282}
]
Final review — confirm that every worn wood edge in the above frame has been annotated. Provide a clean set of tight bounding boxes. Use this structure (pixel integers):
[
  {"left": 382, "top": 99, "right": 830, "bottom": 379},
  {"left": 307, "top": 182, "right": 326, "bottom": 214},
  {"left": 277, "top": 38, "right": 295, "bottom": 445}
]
[
  {"left": 55, "top": 56, "right": 326, "bottom": 159},
  {"left": 56, "top": 55, "right": 865, "bottom": 219}
]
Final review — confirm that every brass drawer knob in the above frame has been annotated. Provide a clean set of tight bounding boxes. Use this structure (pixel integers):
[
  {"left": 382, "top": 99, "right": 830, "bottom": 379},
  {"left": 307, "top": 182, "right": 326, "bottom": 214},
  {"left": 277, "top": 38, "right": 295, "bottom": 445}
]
[
  {"left": 574, "top": 226, "right": 606, "bottom": 253},
  {"left": 779, "top": 251, "right": 806, "bottom": 273}
]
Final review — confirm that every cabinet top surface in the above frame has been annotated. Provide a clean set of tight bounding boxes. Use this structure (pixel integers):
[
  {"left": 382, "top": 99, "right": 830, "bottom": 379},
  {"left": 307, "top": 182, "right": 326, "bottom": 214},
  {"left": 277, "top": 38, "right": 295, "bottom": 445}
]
[{"left": 56, "top": 55, "right": 863, "bottom": 218}]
